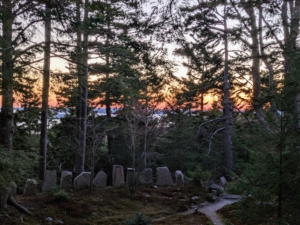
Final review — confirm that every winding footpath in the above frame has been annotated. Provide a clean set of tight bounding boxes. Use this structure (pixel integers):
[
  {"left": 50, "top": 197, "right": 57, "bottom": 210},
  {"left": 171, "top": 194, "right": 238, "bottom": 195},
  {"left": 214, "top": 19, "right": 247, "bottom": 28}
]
[
  {"left": 152, "top": 194, "right": 242, "bottom": 224},
  {"left": 180, "top": 194, "right": 242, "bottom": 225},
  {"left": 198, "top": 195, "right": 241, "bottom": 225}
]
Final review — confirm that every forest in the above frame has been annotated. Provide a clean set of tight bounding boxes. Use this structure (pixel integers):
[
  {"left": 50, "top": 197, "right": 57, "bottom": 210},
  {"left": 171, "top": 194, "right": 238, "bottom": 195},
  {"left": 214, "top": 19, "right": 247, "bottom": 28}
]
[{"left": 0, "top": 0, "right": 300, "bottom": 224}]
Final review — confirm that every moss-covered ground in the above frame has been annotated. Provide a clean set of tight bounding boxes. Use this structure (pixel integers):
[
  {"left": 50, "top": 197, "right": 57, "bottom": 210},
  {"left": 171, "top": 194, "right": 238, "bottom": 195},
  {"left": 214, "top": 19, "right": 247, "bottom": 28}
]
[
  {"left": 218, "top": 197, "right": 300, "bottom": 225},
  {"left": 0, "top": 185, "right": 213, "bottom": 225}
]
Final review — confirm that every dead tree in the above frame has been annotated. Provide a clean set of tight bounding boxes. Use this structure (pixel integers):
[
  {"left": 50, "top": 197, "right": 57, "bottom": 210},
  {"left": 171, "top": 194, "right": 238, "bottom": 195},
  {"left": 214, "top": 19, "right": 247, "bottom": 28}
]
[{"left": 0, "top": 182, "right": 31, "bottom": 215}]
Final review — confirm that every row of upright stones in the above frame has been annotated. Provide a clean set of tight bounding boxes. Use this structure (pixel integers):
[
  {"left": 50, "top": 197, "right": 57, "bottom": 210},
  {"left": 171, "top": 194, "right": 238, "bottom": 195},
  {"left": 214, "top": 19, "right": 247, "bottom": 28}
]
[{"left": 23, "top": 166, "right": 185, "bottom": 196}]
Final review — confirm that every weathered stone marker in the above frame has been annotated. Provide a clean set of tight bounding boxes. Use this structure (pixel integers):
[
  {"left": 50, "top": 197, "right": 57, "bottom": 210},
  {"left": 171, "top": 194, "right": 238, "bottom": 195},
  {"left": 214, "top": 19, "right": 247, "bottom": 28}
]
[
  {"left": 156, "top": 167, "right": 173, "bottom": 187},
  {"left": 93, "top": 170, "right": 107, "bottom": 188},
  {"left": 112, "top": 165, "right": 124, "bottom": 187},
  {"left": 42, "top": 170, "right": 57, "bottom": 192},
  {"left": 141, "top": 168, "right": 153, "bottom": 186},
  {"left": 126, "top": 168, "right": 135, "bottom": 186},
  {"left": 23, "top": 179, "right": 38, "bottom": 196},
  {"left": 74, "top": 172, "right": 91, "bottom": 190},
  {"left": 220, "top": 176, "right": 227, "bottom": 186},
  {"left": 60, "top": 171, "right": 73, "bottom": 190},
  {"left": 175, "top": 170, "right": 184, "bottom": 186}
]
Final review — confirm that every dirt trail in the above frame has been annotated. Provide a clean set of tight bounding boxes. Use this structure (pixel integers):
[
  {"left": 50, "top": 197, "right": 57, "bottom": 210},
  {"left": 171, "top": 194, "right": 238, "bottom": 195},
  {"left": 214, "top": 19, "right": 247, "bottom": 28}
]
[
  {"left": 174, "top": 194, "right": 242, "bottom": 225},
  {"left": 197, "top": 196, "right": 241, "bottom": 225},
  {"left": 152, "top": 194, "right": 242, "bottom": 224}
]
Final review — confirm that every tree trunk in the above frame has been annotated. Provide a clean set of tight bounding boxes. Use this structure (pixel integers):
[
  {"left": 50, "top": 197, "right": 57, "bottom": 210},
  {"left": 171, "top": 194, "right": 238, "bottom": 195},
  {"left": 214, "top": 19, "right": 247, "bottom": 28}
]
[
  {"left": 0, "top": 0, "right": 14, "bottom": 151},
  {"left": 0, "top": 182, "right": 31, "bottom": 214},
  {"left": 223, "top": 6, "right": 233, "bottom": 173},
  {"left": 258, "top": 8, "right": 277, "bottom": 124},
  {"left": 281, "top": 0, "right": 300, "bottom": 127},
  {"left": 74, "top": 0, "right": 88, "bottom": 175},
  {"left": 244, "top": 3, "right": 272, "bottom": 132},
  {"left": 104, "top": 35, "right": 115, "bottom": 164},
  {"left": 39, "top": 2, "right": 51, "bottom": 182}
]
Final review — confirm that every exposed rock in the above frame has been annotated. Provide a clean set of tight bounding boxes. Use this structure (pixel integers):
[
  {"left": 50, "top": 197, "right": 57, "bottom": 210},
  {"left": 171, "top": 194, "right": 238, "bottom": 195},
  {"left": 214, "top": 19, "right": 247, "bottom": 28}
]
[
  {"left": 42, "top": 170, "right": 57, "bottom": 192},
  {"left": 2, "top": 182, "right": 31, "bottom": 214},
  {"left": 222, "top": 194, "right": 242, "bottom": 199},
  {"left": 206, "top": 194, "right": 218, "bottom": 202},
  {"left": 74, "top": 172, "right": 91, "bottom": 190},
  {"left": 23, "top": 179, "right": 38, "bottom": 196},
  {"left": 45, "top": 217, "right": 53, "bottom": 222},
  {"left": 112, "top": 165, "right": 124, "bottom": 187},
  {"left": 60, "top": 171, "right": 73, "bottom": 190},
  {"left": 191, "top": 196, "right": 199, "bottom": 200},
  {"left": 211, "top": 189, "right": 218, "bottom": 196},
  {"left": 220, "top": 176, "right": 227, "bottom": 186},
  {"left": 141, "top": 168, "right": 153, "bottom": 186},
  {"left": 199, "top": 202, "right": 209, "bottom": 208},
  {"left": 175, "top": 170, "right": 184, "bottom": 186},
  {"left": 156, "top": 167, "right": 173, "bottom": 187},
  {"left": 93, "top": 171, "right": 107, "bottom": 188},
  {"left": 126, "top": 168, "right": 135, "bottom": 186},
  {"left": 208, "top": 183, "right": 224, "bottom": 196},
  {"left": 1, "top": 187, "right": 11, "bottom": 210},
  {"left": 54, "top": 219, "right": 64, "bottom": 224}
]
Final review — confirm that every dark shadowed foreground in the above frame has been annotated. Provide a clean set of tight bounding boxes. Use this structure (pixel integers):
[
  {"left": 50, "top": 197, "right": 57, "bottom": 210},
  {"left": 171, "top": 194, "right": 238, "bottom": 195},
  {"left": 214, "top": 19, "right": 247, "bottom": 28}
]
[{"left": 0, "top": 185, "right": 215, "bottom": 225}]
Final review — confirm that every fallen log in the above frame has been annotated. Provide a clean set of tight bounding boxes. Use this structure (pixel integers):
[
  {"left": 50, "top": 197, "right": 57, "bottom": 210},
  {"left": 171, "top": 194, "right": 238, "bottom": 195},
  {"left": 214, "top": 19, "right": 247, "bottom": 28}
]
[{"left": 1, "top": 182, "right": 31, "bottom": 215}]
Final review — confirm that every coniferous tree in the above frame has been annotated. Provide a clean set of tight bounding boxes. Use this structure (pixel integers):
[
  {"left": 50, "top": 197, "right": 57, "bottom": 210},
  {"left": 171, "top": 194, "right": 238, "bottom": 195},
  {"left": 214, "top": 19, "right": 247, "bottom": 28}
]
[
  {"left": 39, "top": 0, "right": 52, "bottom": 182},
  {"left": 0, "top": 1, "right": 48, "bottom": 150},
  {"left": 172, "top": 0, "right": 234, "bottom": 173},
  {"left": 0, "top": 0, "right": 14, "bottom": 151}
]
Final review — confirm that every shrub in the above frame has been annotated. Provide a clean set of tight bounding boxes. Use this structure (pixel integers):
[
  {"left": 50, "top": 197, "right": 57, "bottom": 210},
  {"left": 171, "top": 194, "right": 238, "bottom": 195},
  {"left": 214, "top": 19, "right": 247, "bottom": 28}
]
[
  {"left": 124, "top": 212, "right": 152, "bottom": 225},
  {"left": 52, "top": 189, "right": 70, "bottom": 201},
  {"left": 187, "top": 165, "right": 211, "bottom": 184},
  {"left": 0, "top": 150, "right": 38, "bottom": 193}
]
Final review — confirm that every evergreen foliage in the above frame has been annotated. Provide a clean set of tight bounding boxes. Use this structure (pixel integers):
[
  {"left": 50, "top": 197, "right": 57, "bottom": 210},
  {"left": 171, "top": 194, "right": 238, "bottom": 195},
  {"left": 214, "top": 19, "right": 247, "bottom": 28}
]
[
  {"left": 124, "top": 212, "right": 152, "bottom": 225},
  {"left": 51, "top": 188, "right": 70, "bottom": 202},
  {"left": 1, "top": 0, "right": 300, "bottom": 223},
  {"left": 0, "top": 150, "right": 38, "bottom": 193}
]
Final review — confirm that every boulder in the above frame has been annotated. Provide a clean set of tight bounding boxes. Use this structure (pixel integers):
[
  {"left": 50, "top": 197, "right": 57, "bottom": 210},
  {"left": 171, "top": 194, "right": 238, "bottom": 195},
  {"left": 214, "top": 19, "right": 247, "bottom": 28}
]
[
  {"left": 23, "top": 179, "right": 38, "bottom": 196},
  {"left": 42, "top": 170, "right": 57, "bottom": 192},
  {"left": 74, "top": 172, "right": 91, "bottom": 190},
  {"left": 220, "top": 176, "right": 227, "bottom": 186},
  {"left": 141, "top": 168, "right": 153, "bottom": 186},
  {"left": 112, "top": 165, "right": 124, "bottom": 187},
  {"left": 60, "top": 171, "right": 73, "bottom": 190},
  {"left": 175, "top": 170, "right": 184, "bottom": 186},
  {"left": 208, "top": 183, "right": 224, "bottom": 196},
  {"left": 3, "top": 182, "right": 31, "bottom": 214},
  {"left": 156, "top": 167, "right": 173, "bottom": 187},
  {"left": 93, "top": 171, "right": 107, "bottom": 188},
  {"left": 126, "top": 168, "right": 135, "bottom": 186}
]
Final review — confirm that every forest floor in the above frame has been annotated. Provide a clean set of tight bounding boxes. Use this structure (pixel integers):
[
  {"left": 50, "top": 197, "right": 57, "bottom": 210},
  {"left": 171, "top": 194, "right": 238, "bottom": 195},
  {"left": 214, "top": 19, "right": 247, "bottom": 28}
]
[
  {"left": 0, "top": 185, "right": 223, "bottom": 225},
  {"left": 198, "top": 195, "right": 241, "bottom": 225},
  {"left": 153, "top": 194, "right": 241, "bottom": 225}
]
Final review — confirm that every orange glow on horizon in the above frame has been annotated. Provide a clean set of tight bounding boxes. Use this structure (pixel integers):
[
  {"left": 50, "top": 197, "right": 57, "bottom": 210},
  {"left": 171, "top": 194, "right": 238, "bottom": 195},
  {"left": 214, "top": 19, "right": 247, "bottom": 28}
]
[{"left": 1, "top": 89, "right": 250, "bottom": 111}]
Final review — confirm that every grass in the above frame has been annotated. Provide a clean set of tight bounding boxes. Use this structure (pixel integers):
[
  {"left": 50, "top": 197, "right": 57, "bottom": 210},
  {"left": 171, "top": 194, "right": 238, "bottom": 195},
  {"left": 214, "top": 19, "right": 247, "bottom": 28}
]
[
  {"left": 218, "top": 197, "right": 300, "bottom": 225},
  {"left": 0, "top": 185, "right": 213, "bottom": 225}
]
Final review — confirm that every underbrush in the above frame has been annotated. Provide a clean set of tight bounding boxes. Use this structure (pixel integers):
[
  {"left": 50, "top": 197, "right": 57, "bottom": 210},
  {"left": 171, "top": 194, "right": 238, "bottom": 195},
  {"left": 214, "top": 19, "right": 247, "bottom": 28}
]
[
  {"left": 1, "top": 185, "right": 211, "bottom": 225},
  {"left": 218, "top": 197, "right": 300, "bottom": 225}
]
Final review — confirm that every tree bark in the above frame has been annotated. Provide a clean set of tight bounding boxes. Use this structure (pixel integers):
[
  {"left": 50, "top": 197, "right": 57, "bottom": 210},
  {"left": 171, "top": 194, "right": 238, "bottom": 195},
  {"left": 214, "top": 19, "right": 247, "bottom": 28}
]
[
  {"left": 39, "top": 2, "right": 51, "bottom": 182},
  {"left": 1, "top": 182, "right": 31, "bottom": 215},
  {"left": 223, "top": 5, "right": 233, "bottom": 172},
  {"left": 243, "top": 2, "right": 272, "bottom": 132},
  {"left": 281, "top": 0, "right": 300, "bottom": 127},
  {"left": 104, "top": 32, "right": 115, "bottom": 165},
  {"left": 258, "top": 8, "right": 277, "bottom": 117},
  {"left": 74, "top": 0, "right": 88, "bottom": 175},
  {"left": 0, "top": 0, "right": 14, "bottom": 151}
]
